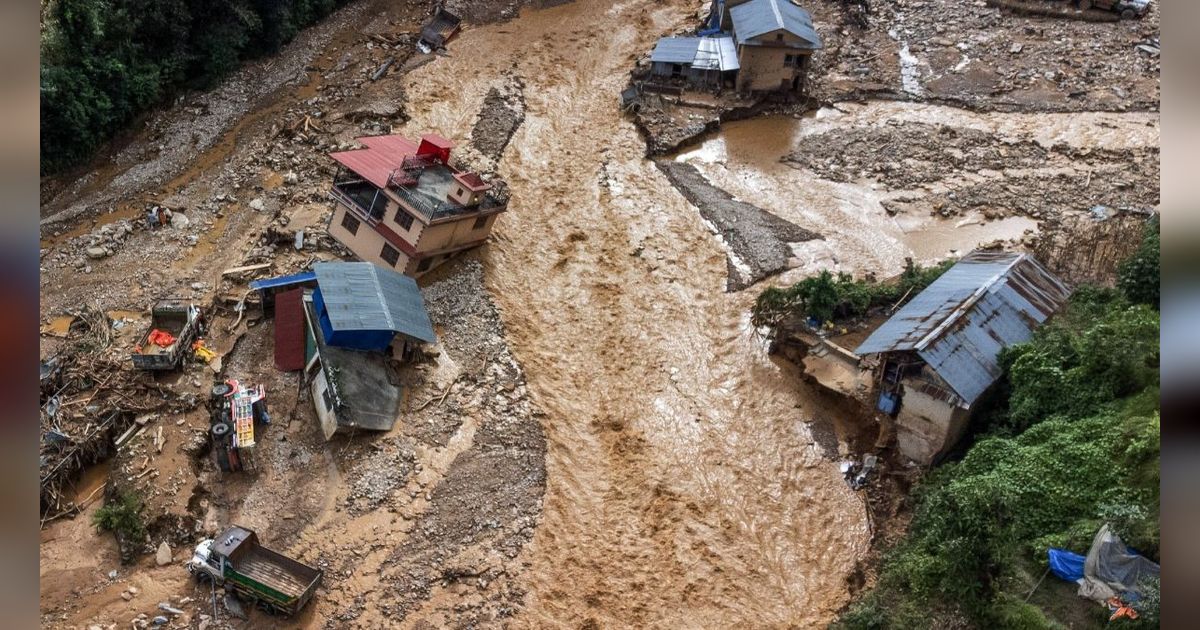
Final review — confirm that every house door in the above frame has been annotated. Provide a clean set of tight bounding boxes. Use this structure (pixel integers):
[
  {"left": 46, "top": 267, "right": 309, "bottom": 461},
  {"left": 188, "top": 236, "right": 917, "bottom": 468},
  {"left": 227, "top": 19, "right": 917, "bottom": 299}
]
[{"left": 792, "top": 75, "right": 801, "bottom": 91}]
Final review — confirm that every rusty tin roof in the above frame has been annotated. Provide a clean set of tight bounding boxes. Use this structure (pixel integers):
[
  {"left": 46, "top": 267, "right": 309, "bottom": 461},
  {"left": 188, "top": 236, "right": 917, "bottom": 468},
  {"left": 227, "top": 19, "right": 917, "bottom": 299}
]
[{"left": 856, "top": 251, "right": 1071, "bottom": 405}]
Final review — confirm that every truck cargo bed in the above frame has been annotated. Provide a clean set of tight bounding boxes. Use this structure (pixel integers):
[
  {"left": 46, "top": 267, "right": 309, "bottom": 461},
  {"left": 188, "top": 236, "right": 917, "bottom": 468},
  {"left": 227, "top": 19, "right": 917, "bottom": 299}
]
[{"left": 234, "top": 546, "right": 320, "bottom": 599}]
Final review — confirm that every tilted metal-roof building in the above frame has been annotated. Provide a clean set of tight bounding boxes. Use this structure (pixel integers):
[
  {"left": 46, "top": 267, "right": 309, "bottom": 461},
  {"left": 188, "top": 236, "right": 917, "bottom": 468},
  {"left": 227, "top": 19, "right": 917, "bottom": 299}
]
[
  {"left": 311, "top": 262, "right": 437, "bottom": 351},
  {"left": 856, "top": 251, "right": 1072, "bottom": 406}
]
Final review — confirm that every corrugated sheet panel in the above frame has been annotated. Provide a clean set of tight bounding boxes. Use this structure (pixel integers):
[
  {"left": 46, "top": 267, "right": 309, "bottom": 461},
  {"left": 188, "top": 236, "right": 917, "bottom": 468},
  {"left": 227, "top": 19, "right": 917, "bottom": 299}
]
[
  {"left": 856, "top": 251, "right": 1071, "bottom": 405},
  {"left": 693, "top": 36, "right": 740, "bottom": 71},
  {"left": 274, "top": 288, "right": 307, "bottom": 371},
  {"left": 329, "top": 135, "right": 420, "bottom": 188},
  {"left": 250, "top": 271, "right": 317, "bottom": 292},
  {"left": 313, "top": 262, "right": 437, "bottom": 344},
  {"left": 731, "top": 0, "right": 821, "bottom": 48},
  {"left": 650, "top": 37, "right": 701, "bottom": 64}
]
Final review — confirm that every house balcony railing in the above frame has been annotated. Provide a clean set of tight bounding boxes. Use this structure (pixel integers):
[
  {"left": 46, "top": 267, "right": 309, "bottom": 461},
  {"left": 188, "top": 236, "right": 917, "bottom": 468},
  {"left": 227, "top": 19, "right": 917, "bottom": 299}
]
[{"left": 329, "top": 182, "right": 387, "bottom": 224}]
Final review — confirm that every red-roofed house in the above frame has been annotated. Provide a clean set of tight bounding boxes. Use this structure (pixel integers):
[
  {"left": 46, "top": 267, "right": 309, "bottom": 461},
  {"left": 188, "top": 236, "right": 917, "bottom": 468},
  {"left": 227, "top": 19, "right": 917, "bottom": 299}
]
[{"left": 326, "top": 133, "right": 508, "bottom": 276}]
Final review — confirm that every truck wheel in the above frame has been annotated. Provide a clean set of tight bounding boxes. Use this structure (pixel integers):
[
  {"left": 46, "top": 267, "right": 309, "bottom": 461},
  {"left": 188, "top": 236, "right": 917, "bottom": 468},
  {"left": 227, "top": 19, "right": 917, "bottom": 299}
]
[
  {"left": 211, "top": 422, "right": 231, "bottom": 437},
  {"left": 1121, "top": 8, "right": 1135, "bottom": 19},
  {"left": 211, "top": 383, "right": 233, "bottom": 398},
  {"left": 1077, "top": 0, "right": 1091, "bottom": 10}
]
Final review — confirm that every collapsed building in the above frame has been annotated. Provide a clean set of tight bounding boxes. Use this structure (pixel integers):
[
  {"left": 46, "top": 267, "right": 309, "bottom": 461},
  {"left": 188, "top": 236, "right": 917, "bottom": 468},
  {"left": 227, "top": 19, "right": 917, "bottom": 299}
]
[
  {"left": 327, "top": 134, "right": 508, "bottom": 277},
  {"left": 647, "top": 0, "right": 822, "bottom": 93},
  {"left": 855, "top": 251, "right": 1072, "bottom": 464},
  {"left": 255, "top": 262, "right": 437, "bottom": 440}
]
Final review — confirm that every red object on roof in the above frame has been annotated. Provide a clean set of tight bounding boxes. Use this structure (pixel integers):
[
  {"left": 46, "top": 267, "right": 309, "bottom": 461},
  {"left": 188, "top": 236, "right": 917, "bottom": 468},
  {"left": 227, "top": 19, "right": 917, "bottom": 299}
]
[
  {"left": 417, "top": 133, "right": 454, "bottom": 164},
  {"left": 453, "top": 171, "right": 491, "bottom": 192},
  {"left": 274, "top": 288, "right": 306, "bottom": 371},
  {"left": 329, "top": 135, "right": 420, "bottom": 188}
]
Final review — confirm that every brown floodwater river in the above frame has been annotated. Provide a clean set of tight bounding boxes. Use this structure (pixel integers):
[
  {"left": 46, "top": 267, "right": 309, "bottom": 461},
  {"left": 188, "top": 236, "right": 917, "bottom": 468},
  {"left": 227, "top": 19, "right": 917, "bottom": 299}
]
[{"left": 390, "top": 1, "right": 1158, "bottom": 626}]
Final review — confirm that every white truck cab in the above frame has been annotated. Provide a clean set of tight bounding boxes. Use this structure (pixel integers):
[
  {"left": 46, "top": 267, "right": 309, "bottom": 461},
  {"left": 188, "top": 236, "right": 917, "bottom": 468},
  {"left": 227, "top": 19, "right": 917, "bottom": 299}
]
[{"left": 186, "top": 538, "right": 223, "bottom": 582}]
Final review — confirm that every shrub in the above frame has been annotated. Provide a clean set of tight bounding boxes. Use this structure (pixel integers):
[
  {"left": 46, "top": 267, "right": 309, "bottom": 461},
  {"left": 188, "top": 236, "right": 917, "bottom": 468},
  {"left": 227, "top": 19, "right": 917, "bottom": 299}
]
[
  {"left": 93, "top": 490, "right": 146, "bottom": 543},
  {"left": 1117, "top": 216, "right": 1159, "bottom": 309},
  {"left": 751, "top": 259, "right": 954, "bottom": 331}
]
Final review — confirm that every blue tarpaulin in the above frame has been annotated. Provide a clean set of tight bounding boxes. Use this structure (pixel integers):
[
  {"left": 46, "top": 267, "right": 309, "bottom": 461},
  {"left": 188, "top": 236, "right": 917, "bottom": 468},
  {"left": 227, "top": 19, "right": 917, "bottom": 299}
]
[{"left": 1048, "top": 548, "right": 1086, "bottom": 582}]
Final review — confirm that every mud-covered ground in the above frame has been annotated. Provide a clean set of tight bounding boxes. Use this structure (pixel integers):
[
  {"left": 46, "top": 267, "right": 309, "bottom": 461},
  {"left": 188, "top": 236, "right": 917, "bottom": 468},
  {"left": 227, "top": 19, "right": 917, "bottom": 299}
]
[
  {"left": 631, "top": 0, "right": 1159, "bottom": 157},
  {"left": 783, "top": 118, "right": 1160, "bottom": 221}
]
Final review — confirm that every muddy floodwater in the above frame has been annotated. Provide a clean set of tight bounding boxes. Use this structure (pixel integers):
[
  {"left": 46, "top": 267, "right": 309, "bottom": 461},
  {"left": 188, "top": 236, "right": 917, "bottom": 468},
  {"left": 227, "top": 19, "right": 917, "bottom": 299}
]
[
  {"left": 393, "top": 1, "right": 1160, "bottom": 625},
  {"left": 400, "top": 1, "right": 872, "bottom": 626},
  {"left": 37, "top": 0, "right": 1160, "bottom": 626}
]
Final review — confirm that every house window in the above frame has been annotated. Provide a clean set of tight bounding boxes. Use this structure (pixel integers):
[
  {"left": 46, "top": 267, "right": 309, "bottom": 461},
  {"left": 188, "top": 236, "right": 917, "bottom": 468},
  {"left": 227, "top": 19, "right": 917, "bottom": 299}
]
[
  {"left": 671, "top": 63, "right": 683, "bottom": 77},
  {"left": 776, "top": 33, "right": 783, "bottom": 41},
  {"left": 472, "top": 215, "right": 489, "bottom": 230},
  {"left": 394, "top": 208, "right": 415, "bottom": 231},
  {"left": 416, "top": 257, "right": 433, "bottom": 272},
  {"left": 380, "top": 244, "right": 400, "bottom": 267},
  {"left": 322, "top": 386, "right": 335, "bottom": 411},
  {"left": 785, "top": 54, "right": 794, "bottom": 66},
  {"left": 456, "top": 187, "right": 464, "bottom": 196},
  {"left": 340, "top": 212, "right": 360, "bottom": 235}
]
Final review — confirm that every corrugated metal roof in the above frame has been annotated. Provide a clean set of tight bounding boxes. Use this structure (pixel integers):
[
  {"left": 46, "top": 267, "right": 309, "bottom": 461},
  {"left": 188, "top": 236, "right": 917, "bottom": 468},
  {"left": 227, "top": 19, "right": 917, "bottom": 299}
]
[
  {"left": 312, "top": 262, "right": 437, "bottom": 344},
  {"left": 249, "top": 271, "right": 317, "bottom": 291},
  {"left": 651, "top": 37, "right": 701, "bottom": 64},
  {"left": 650, "top": 36, "right": 740, "bottom": 71},
  {"left": 694, "top": 36, "right": 740, "bottom": 71},
  {"left": 731, "top": 0, "right": 821, "bottom": 48},
  {"left": 856, "top": 251, "right": 1071, "bottom": 405},
  {"left": 330, "top": 135, "right": 420, "bottom": 188}
]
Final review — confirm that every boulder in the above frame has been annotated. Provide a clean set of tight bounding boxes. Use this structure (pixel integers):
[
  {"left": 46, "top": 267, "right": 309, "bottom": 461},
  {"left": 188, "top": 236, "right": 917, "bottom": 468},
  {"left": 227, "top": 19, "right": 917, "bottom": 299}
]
[
  {"left": 249, "top": 198, "right": 266, "bottom": 212},
  {"left": 86, "top": 247, "right": 108, "bottom": 260},
  {"left": 170, "top": 213, "right": 190, "bottom": 229},
  {"left": 155, "top": 542, "right": 172, "bottom": 566}
]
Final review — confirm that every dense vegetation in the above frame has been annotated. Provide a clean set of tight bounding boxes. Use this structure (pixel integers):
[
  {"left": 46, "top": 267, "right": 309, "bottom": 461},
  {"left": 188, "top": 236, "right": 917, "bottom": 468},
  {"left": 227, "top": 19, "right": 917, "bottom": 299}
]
[
  {"left": 837, "top": 222, "right": 1161, "bottom": 629},
  {"left": 751, "top": 259, "right": 955, "bottom": 330},
  {"left": 41, "top": 0, "right": 346, "bottom": 174}
]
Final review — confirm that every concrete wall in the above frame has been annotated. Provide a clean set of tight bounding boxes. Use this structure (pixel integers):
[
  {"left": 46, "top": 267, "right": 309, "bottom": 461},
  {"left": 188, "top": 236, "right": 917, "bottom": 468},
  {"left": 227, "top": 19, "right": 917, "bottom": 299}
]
[
  {"left": 328, "top": 203, "right": 413, "bottom": 272},
  {"left": 416, "top": 214, "right": 496, "bottom": 254},
  {"left": 895, "top": 381, "right": 972, "bottom": 465},
  {"left": 736, "top": 35, "right": 812, "bottom": 92},
  {"left": 310, "top": 367, "right": 339, "bottom": 441}
]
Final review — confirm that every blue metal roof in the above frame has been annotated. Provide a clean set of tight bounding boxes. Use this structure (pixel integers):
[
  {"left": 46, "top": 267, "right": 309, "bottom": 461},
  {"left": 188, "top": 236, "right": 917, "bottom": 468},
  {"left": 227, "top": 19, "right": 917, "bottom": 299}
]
[
  {"left": 856, "top": 251, "right": 1071, "bottom": 405},
  {"left": 312, "top": 262, "right": 437, "bottom": 344},
  {"left": 731, "top": 0, "right": 821, "bottom": 49},
  {"left": 249, "top": 271, "right": 317, "bottom": 291}
]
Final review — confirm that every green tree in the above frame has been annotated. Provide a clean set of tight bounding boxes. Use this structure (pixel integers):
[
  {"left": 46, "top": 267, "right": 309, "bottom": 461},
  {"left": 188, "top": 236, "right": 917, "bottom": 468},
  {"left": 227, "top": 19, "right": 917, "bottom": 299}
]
[{"left": 1117, "top": 216, "right": 1159, "bottom": 309}]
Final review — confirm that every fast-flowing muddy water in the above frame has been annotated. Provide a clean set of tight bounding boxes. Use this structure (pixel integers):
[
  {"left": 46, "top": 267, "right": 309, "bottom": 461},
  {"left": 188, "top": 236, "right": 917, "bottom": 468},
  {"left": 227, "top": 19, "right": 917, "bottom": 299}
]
[
  {"left": 399, "top": 1, "right": 872, "bottom": 626},
  {"left": 392, "top": 1, "right": 1159, "bottom": 626}
]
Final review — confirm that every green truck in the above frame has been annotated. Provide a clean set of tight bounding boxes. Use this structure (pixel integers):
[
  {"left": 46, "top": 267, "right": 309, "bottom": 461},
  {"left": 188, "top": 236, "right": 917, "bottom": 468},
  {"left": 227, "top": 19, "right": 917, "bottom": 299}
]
[{"left": 186, "top": 526, "right": 322, "bottom": 616}]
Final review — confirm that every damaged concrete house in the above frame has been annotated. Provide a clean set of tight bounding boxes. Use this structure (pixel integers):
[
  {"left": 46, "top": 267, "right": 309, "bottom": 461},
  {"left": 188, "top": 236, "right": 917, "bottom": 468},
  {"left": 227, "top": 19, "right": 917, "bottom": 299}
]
[
  {"left": 327, "top": 133, "right": 508, "bottom": 276},
  {"left": 648, "top": 0, "right": 821, "bottom": 93},
  {"left": 259, "top": 262, "right": 437, "bottom": 440},
  {"left": 855, "top": 251, "right": 1072, "bottom": 465}
]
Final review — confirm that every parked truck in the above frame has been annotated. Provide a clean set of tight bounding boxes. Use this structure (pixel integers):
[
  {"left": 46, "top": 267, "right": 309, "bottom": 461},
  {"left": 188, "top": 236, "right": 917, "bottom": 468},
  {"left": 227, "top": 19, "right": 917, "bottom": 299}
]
[
  {"left": 187, "top": 526, "right": 321, "bottom": 616},
  {"left": 131, "top": 300, "right": 203, "bottom": 370}
]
